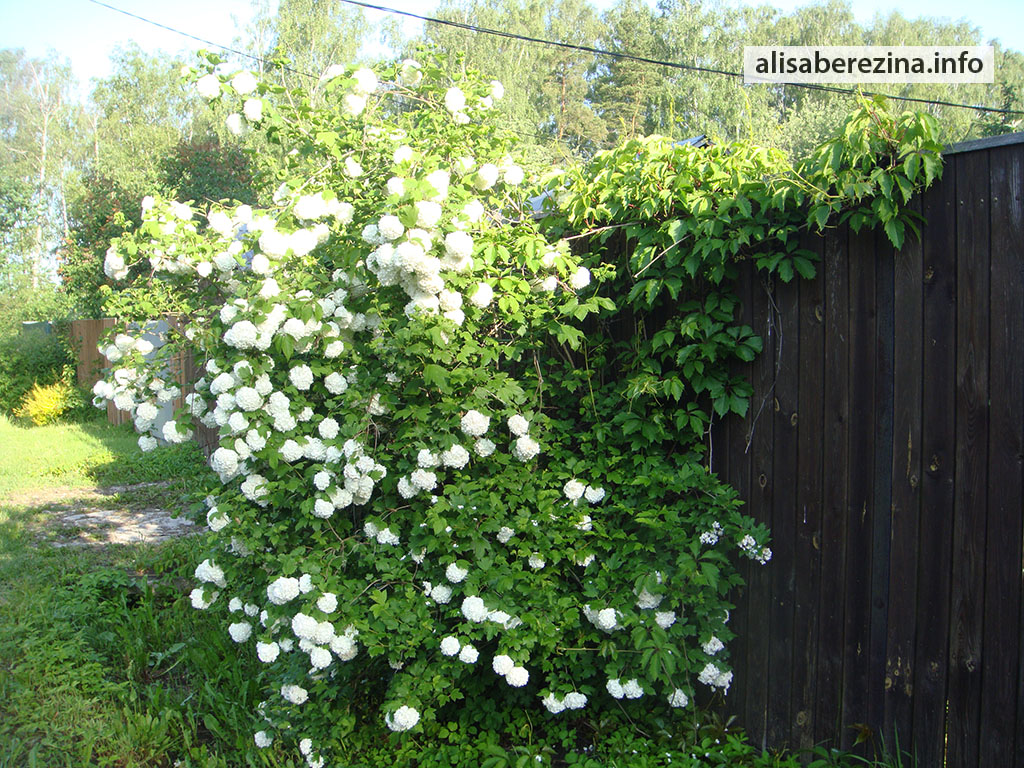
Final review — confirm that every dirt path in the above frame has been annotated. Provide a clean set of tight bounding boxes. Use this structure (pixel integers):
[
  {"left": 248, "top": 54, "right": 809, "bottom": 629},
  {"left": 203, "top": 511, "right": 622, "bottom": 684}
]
[{"left": 4, "top": 481, "right": 197, "bottom": 547}]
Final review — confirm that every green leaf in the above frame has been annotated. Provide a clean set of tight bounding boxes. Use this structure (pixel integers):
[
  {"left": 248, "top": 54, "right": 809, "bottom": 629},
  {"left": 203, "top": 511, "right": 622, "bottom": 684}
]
[{"left": 423, "top": 364, "right": 448, "bottom": 389}]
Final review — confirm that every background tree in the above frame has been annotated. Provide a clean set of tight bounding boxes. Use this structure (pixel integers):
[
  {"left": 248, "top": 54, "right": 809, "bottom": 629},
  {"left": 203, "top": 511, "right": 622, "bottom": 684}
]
[
  {"left": 0, "top": 49, "right": 80, "bottom": 294},
  {"left": 242, "top": 0, "right": 372, "bottom": 97}
]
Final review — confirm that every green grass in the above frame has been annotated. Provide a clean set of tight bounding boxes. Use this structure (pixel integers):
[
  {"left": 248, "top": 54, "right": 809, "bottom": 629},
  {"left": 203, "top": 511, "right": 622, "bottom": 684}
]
[
  {"left": 0, "top": 413, "right": 210, "bottom": 498},
  {"left": 0, "top": 415, "right": 287, "bottom": 767}
]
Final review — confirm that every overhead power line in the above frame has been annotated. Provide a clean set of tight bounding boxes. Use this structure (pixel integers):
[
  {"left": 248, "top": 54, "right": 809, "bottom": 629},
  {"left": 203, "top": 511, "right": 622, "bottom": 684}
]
[
  {"left": 87, "top": 0, "right": 256, "bottom": 64},
  {"left": 337, "top": 0, "right": 1024, "bottom": 117},
  {"left": 87, "top": 0, "right": 1024, "bottom": 117}
]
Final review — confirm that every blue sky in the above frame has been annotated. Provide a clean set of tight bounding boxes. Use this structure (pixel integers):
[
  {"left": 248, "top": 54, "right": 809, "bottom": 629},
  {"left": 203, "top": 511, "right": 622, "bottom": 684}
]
[{"left": 0, "top": 0, "right": 1020, "bottom": 97}]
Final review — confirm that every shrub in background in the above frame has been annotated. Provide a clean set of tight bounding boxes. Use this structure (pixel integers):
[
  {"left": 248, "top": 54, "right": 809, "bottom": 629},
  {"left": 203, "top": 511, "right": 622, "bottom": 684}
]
[
  {"left": 0, "top": 327, "right": 74, "bottom": 415},
  {"left": 15, "top": 380, "right": 75, "bottom": 425}
]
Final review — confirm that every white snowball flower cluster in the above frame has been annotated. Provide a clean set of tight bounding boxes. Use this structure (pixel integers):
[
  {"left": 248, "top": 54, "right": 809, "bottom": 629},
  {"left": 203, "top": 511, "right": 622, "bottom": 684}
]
[
  {"left": 254, "top": 730, "right": 273, "bottom": 748},
  {"left": 440, "top": 444, "right": 470, "bottom": 469},
  {"left": 267, "top": 576, "right": 301, "bottom": 605},
  {"left": 505, "top": 665, "right": 529, "bottom": 687},
  {"left": 542, "top": 691, "right": 588, "bottom": 714},
  {"left": 583, "top": 605, "right": 622, "bottom": 633},
  {"left": 698, "top": 662, "right": 734, "bottom": 692},
  {"left": 668, "top": 688, "right": 689, "bottom": 708},
  {"left": 461, "top": 595, "right": 488, "bottom": 622},
  {"left": 229, "top": 622, "right": 252, "bottom": 643},
  {"left": 103, "top": 246, "right": 128, "bottom": 280},
  {"left": 460, "top": 409, "right": 490, "bottom": 437},
  {"left": 445, "top": 563, "right": 468, "bottom": 583},
  {"left": 281, "top": 684, "right": 309, "bottom": 705},
  {"left": 700, "top": 521, "right": 724, "bottom": 545},
  {"left": 655, "top": 611, "right": 677, "bottom": 629},
  {"left": 492, "top": 654, "right": 514, "bottom": 675},
  {"left": 507, "top": 414, "right": 530, "bottom": 436},
  {"left": 635, "top": 589, "right": 664, "bottom": 610},
  {"left": 190, "top": 586, "right": 218, "bottom": 610},
  {"left": 195, "top": 559, "right": 226, "bottom": 588},
  {"left": 738, "top": 534, "right": 773, "bottom": 564},
  {"left": 606, "top": 678, "right": 644, "bottom": 699},
  {"left": 385, "top": 705, "right": 420, "bottom": 732},
  {"left": 702, "top": 636, "right": 725, "bottom": 655},
  {"left": 512, "top": 435, "right": 541, "bottom": 462}
]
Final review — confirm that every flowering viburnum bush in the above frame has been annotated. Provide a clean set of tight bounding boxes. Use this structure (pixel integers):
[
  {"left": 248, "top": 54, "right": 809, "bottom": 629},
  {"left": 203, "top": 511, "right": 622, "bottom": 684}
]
[{"left": 94, "top": 52, "right": 772, "bottom": 764}]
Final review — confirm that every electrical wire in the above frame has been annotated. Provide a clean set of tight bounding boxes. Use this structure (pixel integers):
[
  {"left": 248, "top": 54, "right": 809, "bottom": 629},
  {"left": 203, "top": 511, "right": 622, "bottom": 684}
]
[
  {"left": 336, "top": 0, "right": 1024, "bottom": 116},
  {"left": 86, "top": 0, "right": 1024, "bottom": 117}
]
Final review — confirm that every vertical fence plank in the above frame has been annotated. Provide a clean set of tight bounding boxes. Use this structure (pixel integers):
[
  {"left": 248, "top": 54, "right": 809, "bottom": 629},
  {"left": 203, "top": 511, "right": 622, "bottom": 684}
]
[
  {"left": 725, "top": 260, "right": 755, "bottom": 728},
  {"left": 868, "top": 230, "right": 895, "bottom": 734},
  {"left": 841, "top": 220, "right": 877, "bottom": 749},
  {"left": 815, "top": 225, "right": 851, "bottom": 746},
  {"left": 790, "top": 234, "right": 825, "bottom": 752},
  {"left": 947, "top": 150, "right": 991, "bottom": 768},
  {"left": 766, "top": 271, "right": 800, "bottom": 749},
  {"left": 743, "top": 270, "right": 778, "bottom": 748},
  {"left": 912, "top": 165, "right": 958, "bottom": 768},
  {"left": 979, "top": 144, "right": 1024, "bottom": 766},
  {"left": 883, "top": 196, "right": 924, "bottom": 751},
  {"left": 70, "top": 318, "right": 125, "bottom": 425}
]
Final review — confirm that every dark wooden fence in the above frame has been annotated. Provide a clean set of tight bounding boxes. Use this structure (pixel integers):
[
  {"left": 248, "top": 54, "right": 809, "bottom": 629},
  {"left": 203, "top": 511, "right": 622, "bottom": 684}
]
[{"left": 713, "top": 132, "right": 1024, "bottom": 766}]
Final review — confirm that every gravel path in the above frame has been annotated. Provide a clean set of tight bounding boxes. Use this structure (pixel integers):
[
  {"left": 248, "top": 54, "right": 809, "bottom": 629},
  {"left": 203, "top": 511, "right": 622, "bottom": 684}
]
[{"left": 6, "top": 481, "right": 197, "bottom": 547}]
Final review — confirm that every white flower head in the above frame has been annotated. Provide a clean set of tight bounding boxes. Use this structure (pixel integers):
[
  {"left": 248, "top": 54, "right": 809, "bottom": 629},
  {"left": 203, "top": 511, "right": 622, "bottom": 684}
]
[
  {"left": 440, "top": 636, "right": 461, "bottom": 656},
  {"left": 506, "top": 665, "right": 529, "bottom": 687},
  {"left": 444, "top": 87, "right": 466, "bottom": 113},
  {"left": 569, "top": 267, "right": 591, "bottom": 291},
  {"left": 492, "top": 654, "right": 515, "bottom": 676},
  {"left": 469, "top": 282, "right": 494, "bottom": 309},
  {"left": 446, "top": 563, "right": 468, "bottom": 583},
  {"left": 475, "top": 163, "right": 499, "bottom": 190},
  {"left": 351, "top": 67, "right": 377, "bottom": 95},
  {"left": 254, "top": 730, "right": 273, "bottom": 748},
  {"left": 226, "top": 113, "right": 245, "bottom": 136},
  {"left": 231, "top": 70, "right": 258, "bottom": 94},
  {"left": 196, "top": 73, "right": 220, "bottom": 100},
  {"left": 386, "top": 705, "right": 420, "bottom": 732},
  {"left": 244, "top": 98, "right": 263, "bottom": 122},
  {"left": 668, "top": 688, "right": 689, "bottom": 708},
  {"left": 460, "top": 409, "right": 490, "bottom": 437},
  {"left": 461, "top": 595, "right": 487, "bottom": 622},
  {"left": 512, "top": 435, "right": 540, "bottom": 462},
  {"left": 563, "top": 479, "right": 585, "bottom": 502},
  {"left": 507, "top": 414, "right": 530, "bottom": 436},
  {"left": 702, "top": 636, "right": 725, "bottom": 656}
]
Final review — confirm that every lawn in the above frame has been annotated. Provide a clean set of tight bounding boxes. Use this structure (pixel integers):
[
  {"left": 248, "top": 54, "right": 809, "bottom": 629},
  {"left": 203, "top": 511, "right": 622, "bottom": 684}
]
[
  {"left": 0, "top": 415, "right": 287, "bottom": 768},
  {"left": 0, "top": 414, "right": 207, "bottom": 499}
]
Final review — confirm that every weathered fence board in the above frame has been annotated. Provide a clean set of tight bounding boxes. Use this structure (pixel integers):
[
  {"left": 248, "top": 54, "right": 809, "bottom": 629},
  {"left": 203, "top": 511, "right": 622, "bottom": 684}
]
[
  {"left": 912, "top": 168, "right": 958, "bottom": 768},
  {"left": 720, "top": 133, "right": 1024, "bottom": 766},
  {"left": 980, "top": 143, "right": 1024, "bottom": 767}
]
